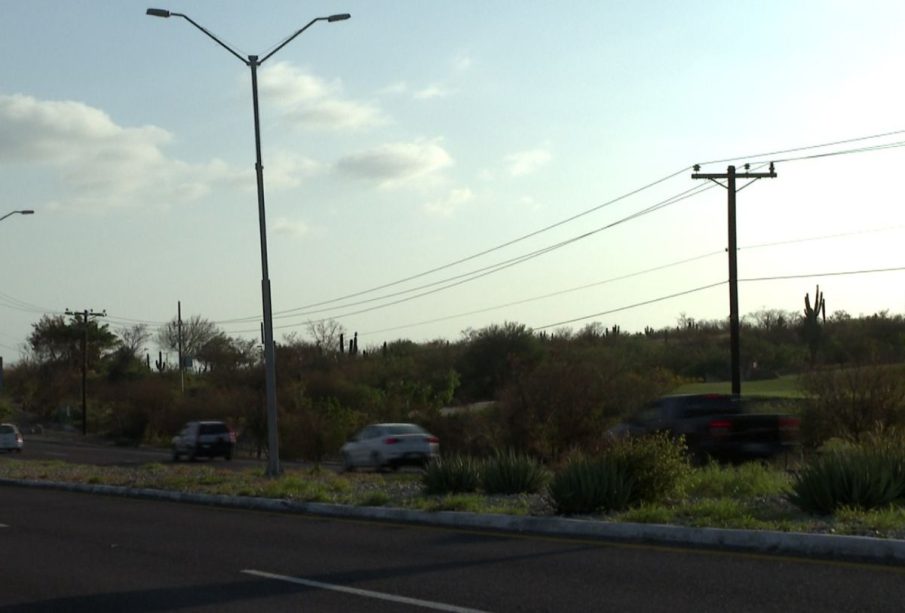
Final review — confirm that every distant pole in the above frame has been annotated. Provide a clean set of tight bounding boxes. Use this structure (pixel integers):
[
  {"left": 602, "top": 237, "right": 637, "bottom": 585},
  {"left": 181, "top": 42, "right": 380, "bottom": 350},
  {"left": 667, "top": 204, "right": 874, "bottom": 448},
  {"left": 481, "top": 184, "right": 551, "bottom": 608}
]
[
  {"left": 691, "top": 163, "right": 777, "bottom": 396},
  {"left": 178, "top": 300, "right": 184, "bottom": 393},
  {"left": 65, "top": 308, "right": 106, "bottom": 435}
]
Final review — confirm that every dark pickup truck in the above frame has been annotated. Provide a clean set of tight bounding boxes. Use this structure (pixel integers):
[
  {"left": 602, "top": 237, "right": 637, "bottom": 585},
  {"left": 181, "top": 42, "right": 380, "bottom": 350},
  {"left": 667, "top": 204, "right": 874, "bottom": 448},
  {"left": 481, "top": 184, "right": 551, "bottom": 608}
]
[{"left": 612, "top": 394, "right": 800, "bottom": 462}]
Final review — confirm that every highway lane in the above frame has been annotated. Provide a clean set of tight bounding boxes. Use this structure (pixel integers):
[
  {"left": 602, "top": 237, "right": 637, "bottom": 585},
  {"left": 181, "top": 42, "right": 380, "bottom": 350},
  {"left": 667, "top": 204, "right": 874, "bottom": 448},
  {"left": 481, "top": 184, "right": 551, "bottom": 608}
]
[
  {"left": 1, "top": 486, "right": 904, "bottom": 612},
  {"left": 9, "top": 437, "right": 291, "bottom": 472}
]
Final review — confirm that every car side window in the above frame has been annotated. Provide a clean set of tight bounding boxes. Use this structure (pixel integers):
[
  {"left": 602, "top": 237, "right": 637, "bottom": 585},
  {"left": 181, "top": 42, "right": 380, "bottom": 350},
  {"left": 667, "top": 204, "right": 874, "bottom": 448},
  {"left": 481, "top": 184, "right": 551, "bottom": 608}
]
[
  {"left": 634, "top": 402, "right": 662, "bottom": 425},
  {"left": 359, "top": 426, "right": 377, "bottom": 440}
]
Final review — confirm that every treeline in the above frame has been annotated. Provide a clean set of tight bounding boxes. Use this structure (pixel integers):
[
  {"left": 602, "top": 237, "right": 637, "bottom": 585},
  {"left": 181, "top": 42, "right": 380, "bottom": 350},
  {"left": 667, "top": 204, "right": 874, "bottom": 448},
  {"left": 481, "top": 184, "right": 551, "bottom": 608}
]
[{"left": 3, "top": 306, "right": 905, "bottom": 460}]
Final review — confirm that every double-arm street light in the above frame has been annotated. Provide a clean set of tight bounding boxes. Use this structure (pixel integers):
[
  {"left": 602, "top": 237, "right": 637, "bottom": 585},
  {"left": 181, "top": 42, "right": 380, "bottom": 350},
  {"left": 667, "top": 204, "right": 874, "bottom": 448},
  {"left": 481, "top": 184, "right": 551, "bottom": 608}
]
[
  {"left": 0, "top": 210, "right": 35, "bottom": 223},
  {"left": 146, "top": 9, "right": 351, "bottom": 476}
]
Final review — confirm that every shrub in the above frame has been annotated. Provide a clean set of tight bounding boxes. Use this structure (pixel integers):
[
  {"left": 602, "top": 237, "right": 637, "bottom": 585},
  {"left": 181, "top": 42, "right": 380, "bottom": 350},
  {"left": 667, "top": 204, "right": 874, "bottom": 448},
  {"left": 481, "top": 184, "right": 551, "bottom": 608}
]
[
  {"left": 604, "top": 432, "right": 692, "bottom": 504},
  {"left": 548, "top": 455, "right": 634, "bottom": 515},
  {"left": 788, "top": 447, "right": 905, "bottom": 515},
  {"left": 481, "top": 450, "right": 549, "bottom": 495},
  {"left": 422, "top": 455, "right": 482, "bottom": 495},
  {"left": 687, "top": 462, "right": 791, "bottom": 499},
  {"left": 798, "top": 363, "right": 905, "bottom": 446}
]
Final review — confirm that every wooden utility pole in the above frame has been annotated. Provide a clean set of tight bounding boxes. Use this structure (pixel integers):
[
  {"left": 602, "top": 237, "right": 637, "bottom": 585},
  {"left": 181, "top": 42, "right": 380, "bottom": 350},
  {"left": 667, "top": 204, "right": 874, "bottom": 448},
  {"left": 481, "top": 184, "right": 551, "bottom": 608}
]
[
  {"left": 691, "top": 163, "right": 777, "bottom": 396},
  {"left": 178, "top": 300, "right": 184, "bottom": 393},
  {"left": 65, "top": 308, "right": 106, "bottom": 435}
]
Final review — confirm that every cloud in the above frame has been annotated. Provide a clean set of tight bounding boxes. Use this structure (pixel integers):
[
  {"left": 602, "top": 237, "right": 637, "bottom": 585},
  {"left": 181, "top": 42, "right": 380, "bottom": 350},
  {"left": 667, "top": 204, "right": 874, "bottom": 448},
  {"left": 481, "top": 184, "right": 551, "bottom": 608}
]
[
  {"left": 259, "top": 62, "right": 385, "bottom": 130},
  {"left": 335, "top": 140, "right": 453, "bottom": 188},
  {"left": 424, "top": 187, "right": 473, "bottom": 217},
  {"left": 0, "top": 93, "right": 236, "bottom": 211},
  {"left": 414, "top": 85, "right": 452, "bottom": 100},
  {"left": 504, "top": 147, "right": 552, "bottom": 176},
  {"left": 272, "top": 217, "right": 309, "bottom": 238},
  {"left": 452, "top": 53, "right": 473, "bottom": 72},
  {"left": 378, "top": 81, "right": 408, "bottom": 96}
]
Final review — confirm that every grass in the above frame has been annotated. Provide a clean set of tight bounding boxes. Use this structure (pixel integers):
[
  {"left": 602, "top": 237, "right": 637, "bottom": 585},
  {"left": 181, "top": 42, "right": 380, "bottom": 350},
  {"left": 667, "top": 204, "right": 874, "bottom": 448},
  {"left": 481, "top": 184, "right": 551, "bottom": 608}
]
[
  {"left": 674, "top": 374, "right": 805, "bottom": 398},
  {"left": 1, "top": 458, "right": 904, "bottom": 538}
]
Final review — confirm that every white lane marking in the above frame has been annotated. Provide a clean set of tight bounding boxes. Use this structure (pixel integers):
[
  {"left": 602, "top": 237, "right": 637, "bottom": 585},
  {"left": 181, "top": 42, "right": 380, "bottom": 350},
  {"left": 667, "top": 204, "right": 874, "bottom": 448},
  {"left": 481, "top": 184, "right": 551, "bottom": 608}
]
[
  {"left": 0, "top": 524, "right": 8, "bottom": 528},
  {"left": 242, "top": 569, "right": 490, "bottom": 612}
]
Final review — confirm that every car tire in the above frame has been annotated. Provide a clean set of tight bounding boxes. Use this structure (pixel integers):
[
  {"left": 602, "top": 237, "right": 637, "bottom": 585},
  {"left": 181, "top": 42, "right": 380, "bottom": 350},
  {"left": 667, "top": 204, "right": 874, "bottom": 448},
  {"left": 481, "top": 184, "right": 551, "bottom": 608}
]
[
  {"left": 172, "top": 448, "right": 181, "bottom": 462},
  {"left": 371, "top": 451, "right": 384, "bottom": 472},
  {"left": 343, "top": 452, "right": 355, "bottom": 472},
  {"left": 224, "top": 449, "right": 232, "bottom": 461}
]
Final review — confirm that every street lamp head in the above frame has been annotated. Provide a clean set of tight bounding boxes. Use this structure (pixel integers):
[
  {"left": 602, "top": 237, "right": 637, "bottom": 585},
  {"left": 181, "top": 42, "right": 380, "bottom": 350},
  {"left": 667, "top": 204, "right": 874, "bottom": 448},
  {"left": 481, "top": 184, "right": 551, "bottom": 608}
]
[
  {"left": 20, "top": 210, "right": 34, "bottom": 215},
  {"left": 327, "top": 13, "right": 351, "bottom": 22},
  {"left": 146, "top": 8, "right": 171, "bottom": 18}
]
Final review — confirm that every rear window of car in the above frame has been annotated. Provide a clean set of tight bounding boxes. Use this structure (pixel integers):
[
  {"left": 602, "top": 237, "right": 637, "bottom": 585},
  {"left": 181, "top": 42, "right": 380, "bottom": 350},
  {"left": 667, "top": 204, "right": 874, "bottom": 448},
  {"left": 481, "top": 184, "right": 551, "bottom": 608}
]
[
  {"left": 384, "top": 424, "right": 426, "bottom": 435},
  {"left": 199, "top": 423, "right": 229, "bottom": 435},
  {"left": 676, "top": 395, "right": 741, "bottom": 417},
  {"left": 0, "top": 425, "right": 14, "bottom": 434}
]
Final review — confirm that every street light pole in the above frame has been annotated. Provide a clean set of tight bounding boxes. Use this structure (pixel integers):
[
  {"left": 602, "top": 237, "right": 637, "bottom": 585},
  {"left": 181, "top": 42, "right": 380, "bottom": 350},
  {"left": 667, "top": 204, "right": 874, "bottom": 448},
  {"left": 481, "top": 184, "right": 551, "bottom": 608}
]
[
  {"left": 146, "top": 8, "right": 350, "bottom": 476},
  {"left": 0, "top": 210, "right": 35, "bottom": 223}
]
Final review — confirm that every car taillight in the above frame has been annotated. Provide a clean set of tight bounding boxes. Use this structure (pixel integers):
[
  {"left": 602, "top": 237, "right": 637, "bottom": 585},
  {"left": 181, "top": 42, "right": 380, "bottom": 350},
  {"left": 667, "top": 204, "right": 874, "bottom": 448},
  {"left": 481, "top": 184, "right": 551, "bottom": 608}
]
[
  {"left": 709, "top": 419, "right": 732, "bottom": 438},
  {"left": 425, "top": 436, "right": 439, "bottom": 444},
  {"left": 384, "top": 437, "right": 399, "bottom": 445},
  {"left": 228, "top": 430, "right": 237, "bottom": 443},
  {"left": 779, "top": 416, "right": 800, "bottom": 440}
]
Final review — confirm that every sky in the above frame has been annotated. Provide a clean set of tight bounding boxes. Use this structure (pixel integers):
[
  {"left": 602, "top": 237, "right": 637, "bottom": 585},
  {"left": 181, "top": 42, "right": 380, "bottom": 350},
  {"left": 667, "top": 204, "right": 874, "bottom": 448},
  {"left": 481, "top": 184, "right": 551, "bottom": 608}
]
[{"left": 2, "top": 0, "right": 905, "bottom": 362}]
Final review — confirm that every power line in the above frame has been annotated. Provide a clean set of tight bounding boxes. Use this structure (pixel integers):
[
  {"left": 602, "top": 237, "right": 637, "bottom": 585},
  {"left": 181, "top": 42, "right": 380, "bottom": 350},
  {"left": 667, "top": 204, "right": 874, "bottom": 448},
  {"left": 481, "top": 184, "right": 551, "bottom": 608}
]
[
  {"left": 220, "top": 132, "right": 905, "bottom": 327},
  {"left": 740, "top": 265, "right": 905, "bottom": 283},
  {"left": 362, "top": 250, "right": 725, "bottom": 336},
  {"left": 533, "top": 282, "right": 728, "bottom": 331},
  {"left": 219, "top": 181, "right": 719, "bottom": 332}
]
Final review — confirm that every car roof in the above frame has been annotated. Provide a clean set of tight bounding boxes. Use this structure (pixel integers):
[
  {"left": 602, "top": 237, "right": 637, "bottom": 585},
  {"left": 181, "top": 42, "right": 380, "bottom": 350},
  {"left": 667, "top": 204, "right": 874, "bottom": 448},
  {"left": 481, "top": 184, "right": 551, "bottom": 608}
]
[{"left": 370, "top": 422, "right": 422, "bottom": 427}]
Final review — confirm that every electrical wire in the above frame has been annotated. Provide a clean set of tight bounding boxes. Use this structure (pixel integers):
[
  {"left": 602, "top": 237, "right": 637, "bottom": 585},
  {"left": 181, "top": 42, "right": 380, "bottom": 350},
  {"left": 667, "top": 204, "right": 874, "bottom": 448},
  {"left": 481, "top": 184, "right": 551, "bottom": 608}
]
[
  {"left": 218, "top": 180, "right": 720, "bottom": 331},
  {"left": 219, "top": 132, "right": 905, "bottom": 326},
  {"left": 533, "top": 281, "right": 728, "bottom": 331}
]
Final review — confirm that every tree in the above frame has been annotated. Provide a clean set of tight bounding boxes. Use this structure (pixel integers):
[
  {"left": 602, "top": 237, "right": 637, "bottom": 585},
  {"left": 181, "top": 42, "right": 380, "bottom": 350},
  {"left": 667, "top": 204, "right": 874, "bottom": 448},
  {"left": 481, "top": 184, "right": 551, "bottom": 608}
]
[
  {"left": 195, "top": 334, "right": 259, "bottom": 372},
  {"left": 306, "top": 319, "right": 346, "bottom": 354},
  {"left": 118, "top": 324, "right": 151, "bottom": 359},
  {"left": 27, "top": 314, "right": 117, "bottom": 367},
  {"left": 456, "top": 322, "right": 544, "bottom": 401},
  {"left": 157, "top": 315, "right": 220, "bottom": 363}
]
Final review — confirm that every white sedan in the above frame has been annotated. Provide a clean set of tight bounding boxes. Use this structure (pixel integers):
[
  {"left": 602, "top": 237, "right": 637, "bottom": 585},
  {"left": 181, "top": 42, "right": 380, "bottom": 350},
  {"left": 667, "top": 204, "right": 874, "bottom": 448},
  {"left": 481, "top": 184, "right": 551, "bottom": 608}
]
[
  {"left": 0, "top": 423, "right": 23, "bottom": 453},
  {"left": 341, "top": 423, "right": 439, "bottom": 471}
]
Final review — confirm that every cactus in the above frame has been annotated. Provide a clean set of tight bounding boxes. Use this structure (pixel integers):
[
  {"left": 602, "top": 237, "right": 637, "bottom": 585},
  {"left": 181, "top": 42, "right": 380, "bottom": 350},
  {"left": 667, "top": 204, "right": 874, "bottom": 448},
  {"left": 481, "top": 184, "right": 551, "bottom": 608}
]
[
  {"left": 155, "top": 351, "right": 166, "bottom": 372},
  {"left": 802, "top": 285, "right": 827, "bottom": 366}
]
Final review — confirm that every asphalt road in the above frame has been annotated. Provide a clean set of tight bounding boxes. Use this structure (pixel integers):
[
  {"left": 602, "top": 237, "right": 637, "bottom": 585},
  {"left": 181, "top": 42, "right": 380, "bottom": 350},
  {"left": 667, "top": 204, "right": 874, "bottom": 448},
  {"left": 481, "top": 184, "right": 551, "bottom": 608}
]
[
  {"left": 11, "top": 436, "right": 302, "bottom": 472},
  {"left": 2, "top": 486, "right": 904, "bottom": 612}
]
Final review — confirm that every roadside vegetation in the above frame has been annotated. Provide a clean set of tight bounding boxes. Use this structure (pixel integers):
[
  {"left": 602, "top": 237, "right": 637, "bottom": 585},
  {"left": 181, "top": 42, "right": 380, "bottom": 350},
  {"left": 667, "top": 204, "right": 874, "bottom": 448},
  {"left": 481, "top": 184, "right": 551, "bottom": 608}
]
[
  {"left": 5, "top": 302, "right": 905, "bottom": 537},
  {"left": 4, "top": 434, "right": 905, "bottom": 538}
]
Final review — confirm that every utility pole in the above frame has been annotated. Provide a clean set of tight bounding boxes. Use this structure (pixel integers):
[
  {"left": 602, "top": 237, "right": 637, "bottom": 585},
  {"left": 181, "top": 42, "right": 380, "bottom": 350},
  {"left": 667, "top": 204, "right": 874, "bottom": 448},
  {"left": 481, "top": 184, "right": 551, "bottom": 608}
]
[
  {"left": 691, "top": 163, "right": 777, "bottom": 396},
  {"left": 65, "top": 308, "right": 106, "bottom": 435},
  {"left": 177, "top": 300, "right": 184, "bottom": 393}
]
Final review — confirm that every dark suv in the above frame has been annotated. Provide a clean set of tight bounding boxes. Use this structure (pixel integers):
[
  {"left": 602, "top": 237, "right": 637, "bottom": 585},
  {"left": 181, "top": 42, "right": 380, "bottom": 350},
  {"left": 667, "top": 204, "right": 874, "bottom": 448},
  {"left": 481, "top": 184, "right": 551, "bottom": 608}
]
[{"left": 171, "top": 420, "right": 236, "bottom": 461}]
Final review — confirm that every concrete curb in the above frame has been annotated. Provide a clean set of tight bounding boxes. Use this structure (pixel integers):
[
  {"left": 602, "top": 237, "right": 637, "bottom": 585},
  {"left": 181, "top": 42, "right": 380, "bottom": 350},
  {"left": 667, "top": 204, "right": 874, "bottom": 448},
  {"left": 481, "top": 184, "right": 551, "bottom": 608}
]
[{"left": 4, "top": 477, "right": 904, "bottom": 565}]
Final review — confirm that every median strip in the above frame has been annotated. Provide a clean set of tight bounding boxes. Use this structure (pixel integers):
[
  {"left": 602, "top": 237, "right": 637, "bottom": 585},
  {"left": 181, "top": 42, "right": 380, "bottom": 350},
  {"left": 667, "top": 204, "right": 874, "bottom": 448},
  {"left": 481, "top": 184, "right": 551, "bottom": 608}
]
[{"left": 241, "top": 569, "right": 490, "bottom": 612}]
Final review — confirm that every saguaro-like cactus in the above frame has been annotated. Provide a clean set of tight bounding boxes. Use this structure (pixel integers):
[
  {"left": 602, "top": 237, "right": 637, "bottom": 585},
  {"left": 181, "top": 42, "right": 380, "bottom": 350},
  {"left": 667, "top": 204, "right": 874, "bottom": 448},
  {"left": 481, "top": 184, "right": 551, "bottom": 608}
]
[{"left": 803, "top": 285, "right": 826, "bottom": 366}]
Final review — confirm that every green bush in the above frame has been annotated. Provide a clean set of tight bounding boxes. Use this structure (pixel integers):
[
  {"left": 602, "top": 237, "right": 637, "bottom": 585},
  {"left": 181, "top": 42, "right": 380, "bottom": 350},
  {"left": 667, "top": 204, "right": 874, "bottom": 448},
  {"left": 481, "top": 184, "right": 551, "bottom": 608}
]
[
  {"left": 788, "top": 448, "right": 905, "bottom": 515},
  {"left": 481, "top": 450, "right": 549, "bottom": 495},
  {"left": 604, "top": 432, "right": 692, "bottom": 504},
  {"left": 422, "top": 455, "right": 482, "bottom": 495},
  {"left": 548, "top": 455, "right": 634, "bottom": 515}
]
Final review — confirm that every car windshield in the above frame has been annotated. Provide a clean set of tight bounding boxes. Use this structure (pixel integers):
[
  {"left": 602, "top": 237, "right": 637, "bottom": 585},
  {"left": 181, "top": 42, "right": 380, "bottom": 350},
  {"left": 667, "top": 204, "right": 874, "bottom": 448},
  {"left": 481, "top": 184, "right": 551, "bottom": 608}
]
[
  {"left": 0, "top": 425, "right": 14, "bottom": 434},
  {"left": 384, "top": 424, "right": 426, "bottom": 435},
  {"left": 199, "top": 423, "right": 229, "bottom": 434}
]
